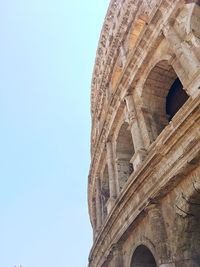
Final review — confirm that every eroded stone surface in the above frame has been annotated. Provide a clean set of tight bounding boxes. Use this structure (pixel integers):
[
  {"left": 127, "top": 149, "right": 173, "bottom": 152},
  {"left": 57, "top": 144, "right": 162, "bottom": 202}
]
[{"left": 88, "top": 1, "right": 200, "bottom": 266}]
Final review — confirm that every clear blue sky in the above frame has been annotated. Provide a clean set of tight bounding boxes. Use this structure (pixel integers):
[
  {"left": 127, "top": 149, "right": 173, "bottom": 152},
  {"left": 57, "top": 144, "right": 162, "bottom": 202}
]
[{"left": 0, "top": 1, "right": 109, "bottom": 266}]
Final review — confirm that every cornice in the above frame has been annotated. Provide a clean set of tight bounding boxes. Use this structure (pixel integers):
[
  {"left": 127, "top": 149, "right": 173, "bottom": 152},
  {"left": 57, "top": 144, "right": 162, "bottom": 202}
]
[{"left": 91, "top": 0, "right": 158, "bottom": 118}]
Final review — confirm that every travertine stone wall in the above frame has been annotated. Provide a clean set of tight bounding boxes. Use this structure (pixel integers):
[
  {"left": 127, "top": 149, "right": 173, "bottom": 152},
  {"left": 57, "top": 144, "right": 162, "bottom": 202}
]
[{"left": 88, "top": 0, "right": 200, "bottom": 266}]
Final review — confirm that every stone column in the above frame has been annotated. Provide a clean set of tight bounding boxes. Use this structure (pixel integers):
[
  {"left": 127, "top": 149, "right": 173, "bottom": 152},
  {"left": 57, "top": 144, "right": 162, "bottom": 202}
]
[
  {"left": 163, "top": 24, "right": 200, "bottom": 95},
  {"left": 124, "top": 95, "right": 146, "bottom": 170},
  {"left": 106, "top": 141, "right": 119, "bottom": 212},
  {"left": 95, "top": 176, "right": 102, "bottom": 231},
  {"left": 146, "top": 204, "right": 173, "bottom": 267}
]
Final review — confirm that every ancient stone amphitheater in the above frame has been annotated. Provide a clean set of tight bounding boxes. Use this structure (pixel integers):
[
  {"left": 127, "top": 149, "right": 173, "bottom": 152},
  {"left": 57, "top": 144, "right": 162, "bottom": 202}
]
[{"left": 88, "top": 0, "right": 200, "bottom": 266}]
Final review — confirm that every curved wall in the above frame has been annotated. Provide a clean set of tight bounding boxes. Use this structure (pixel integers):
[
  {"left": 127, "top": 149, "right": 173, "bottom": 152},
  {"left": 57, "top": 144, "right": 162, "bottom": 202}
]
[{"left": 88, "top": 1, "right": 200, "bottom": 266}]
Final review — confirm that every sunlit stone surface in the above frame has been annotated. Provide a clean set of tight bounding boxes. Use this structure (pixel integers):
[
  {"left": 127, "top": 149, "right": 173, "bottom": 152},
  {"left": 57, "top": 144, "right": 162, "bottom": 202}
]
[{"left": 88, "top": 1, "right": 200, "bottom": 266}]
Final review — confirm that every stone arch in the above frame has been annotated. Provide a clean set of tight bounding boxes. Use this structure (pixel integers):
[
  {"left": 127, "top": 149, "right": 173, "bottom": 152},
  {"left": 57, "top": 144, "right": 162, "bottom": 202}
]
[
  {"left": 101, "top": 164, "right": 110, "bottom": 221},
  {"left": 176, "top": 184, "right": 200, "bottom": 267},
  {"left": 141, "top": 60, "right": 189, "bottom": 142},
  {"left": 127, "top": 237, "right": 159, "bottom": 267},
  {"left": 116, "top": 121, "right": 134, "bottom": 191},
  {"left": 130, "top": 245, "right": 158, "bottom": 267}
]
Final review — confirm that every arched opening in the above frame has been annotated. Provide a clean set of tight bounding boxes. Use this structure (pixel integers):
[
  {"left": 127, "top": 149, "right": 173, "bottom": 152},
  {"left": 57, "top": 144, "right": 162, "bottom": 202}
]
[
  {"left": 101, "top": 165, "right": 110, "bottom": 221},
  {"left": 116, "top": 122, "right": 134, "bottom": 191},
  {"left": 166, "top": 78, "right": 189, "bottom": 121},
  {"left": 176, "top": 188, "right": 200, "bottom": 267},
  {"left": 142, "top": 60, "right": 189, "bottom": 143},
  {"left": 131, "top": 245, "right": 157, "bottom": 267}
]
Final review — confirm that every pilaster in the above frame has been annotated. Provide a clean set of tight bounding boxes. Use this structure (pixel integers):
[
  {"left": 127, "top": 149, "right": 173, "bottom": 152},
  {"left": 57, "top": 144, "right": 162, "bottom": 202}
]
[
  {"left": 110, "top": 243, "right": 124, "bottom": 267},
  {"left": 163, "top": 24, "right": 200, "bottom": 96},
  {"left": 106, "top": 141, "right": 119, "bottom": 212},
  {"left": 124, "top": 95, "right": 146, "bottom": 170},
  {"left": 146, "top": 204, "right": 172, "bottom": 267},
  {"left": 95, "top": 176, "right": 102, "bottom": 231}
]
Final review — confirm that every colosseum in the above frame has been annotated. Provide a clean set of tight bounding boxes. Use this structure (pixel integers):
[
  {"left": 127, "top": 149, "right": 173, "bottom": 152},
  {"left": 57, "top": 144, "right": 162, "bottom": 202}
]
[{"left": 88, "top": 0, "right": 200, "bottom": 266}]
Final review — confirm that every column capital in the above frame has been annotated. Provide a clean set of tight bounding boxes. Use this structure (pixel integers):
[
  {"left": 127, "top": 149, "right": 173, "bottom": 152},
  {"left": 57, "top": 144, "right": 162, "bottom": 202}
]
[
  {"left": 162, "top": 23, "right": 171, "bottom": 37},
  {"left": 124, "top": 93, "right": 133, "bottom": 99},
  {"left": 124, "top": 95, "right": 137, "bottom": 125},
  {"left": 106, "top": 136, "right": 113, "bottom": 145},
  {"left": 127, "top": 110, "right": 137, "bottom": 125},
  {"left": 124, "top": 94, "right": 135, "bottom": 111},
  {"left": 145, "top": 203, "right": 160, "bottom": 213},
  {"left": 106, "top": 139, "right": 112, "bottom": 145},
  {"left": 96, "top": 175, "right": 100, "bottom": 180},
  {"left": 111, "top": 242, "right": 123, "bottom": 254}
]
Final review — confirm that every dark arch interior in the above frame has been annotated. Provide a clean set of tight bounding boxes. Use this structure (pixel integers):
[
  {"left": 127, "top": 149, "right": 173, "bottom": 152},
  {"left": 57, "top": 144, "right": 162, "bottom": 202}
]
[
  {"left": 131, "top": 245, "right": 157, "bottom": 267},
  {"left": 142, "top": 61, "right": 190, "bottom": 142},
  {"left": 166, "top": 78, "right": 189, "bottom": 121}
]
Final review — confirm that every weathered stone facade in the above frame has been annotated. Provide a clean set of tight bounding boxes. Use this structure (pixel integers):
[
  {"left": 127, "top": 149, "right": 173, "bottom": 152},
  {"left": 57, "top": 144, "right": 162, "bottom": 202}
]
[{"left": 88, "top": 0, "right": 200, "bottom": 266}]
